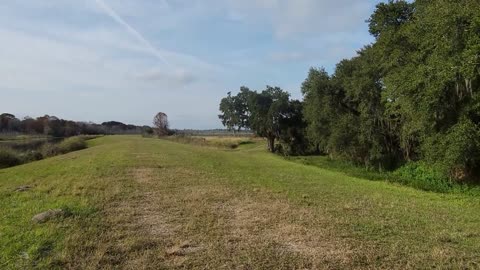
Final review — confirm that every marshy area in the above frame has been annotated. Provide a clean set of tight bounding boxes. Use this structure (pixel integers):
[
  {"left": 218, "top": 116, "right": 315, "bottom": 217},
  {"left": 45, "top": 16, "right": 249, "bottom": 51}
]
[{"left": 0, "top": 135, "right": 95, "bottom": 169}]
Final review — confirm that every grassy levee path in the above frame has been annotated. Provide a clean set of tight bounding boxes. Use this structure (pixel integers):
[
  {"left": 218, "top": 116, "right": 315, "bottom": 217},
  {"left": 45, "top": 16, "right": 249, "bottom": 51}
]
[{"left": 1, "top": 136, "right": 479, "bottom": 269}]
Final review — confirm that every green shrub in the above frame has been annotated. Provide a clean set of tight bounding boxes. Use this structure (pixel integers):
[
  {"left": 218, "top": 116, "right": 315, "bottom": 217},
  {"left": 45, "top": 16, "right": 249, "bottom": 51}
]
[
  {"left": 393, "top": 162, "right": 452, "bottom": 192},
  {"left": 58, "top": 137, "right": 87, "bottom": 154},
  {"left": 41, "top": 137, "right": 87, "bottom": 158},
  {"left": 0, "top": 148, "right": 21, "bottom": 169}
]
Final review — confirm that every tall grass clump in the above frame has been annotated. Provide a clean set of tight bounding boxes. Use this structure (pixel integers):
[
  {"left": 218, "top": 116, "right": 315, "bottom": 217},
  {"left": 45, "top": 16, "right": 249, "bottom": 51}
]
[
  {"left": 41, "top": 143, "right": 60, "bottom": 158},
  {"left": 41, "top": 137, "right": 87, "bottom": 158},
  {"left": 0, "top": 148, "right": 21, "bottom": 169},
  {"left": 58, "top": 137, "right": 87, "bottom": 154},
  {"left": 0, "top": 136, "right": 90, "bottom": 170}
]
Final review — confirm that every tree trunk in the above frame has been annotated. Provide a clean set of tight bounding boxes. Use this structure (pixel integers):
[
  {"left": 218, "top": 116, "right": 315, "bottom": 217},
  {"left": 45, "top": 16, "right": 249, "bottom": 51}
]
[{"left": 267, "top": 136, "right": 275, "bottom": 153}]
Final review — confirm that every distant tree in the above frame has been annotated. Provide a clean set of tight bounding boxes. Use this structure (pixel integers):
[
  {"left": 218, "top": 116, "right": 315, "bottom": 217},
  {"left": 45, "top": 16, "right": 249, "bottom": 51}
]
[
  {"left": 64, "top": 121, "right": 79, "bottom": 137},
  {"left": 153, "top": 112, "right": 169, "bottom": 136},
  {"left": 276, "top": 100, "right": 309, "bottom": 155},
  {"left": 102, "top": 121, "right": 127, "bottom": 128},
  {"left": 21, "top": 117, "right": 35, "bottom": 134},
  {"left": 1, "top": 113, "right": 145, "bottom": 137},
  {"left": 218, "top": 86, "right": 252, "bottom": 134},
  {"left": 0, "top": 113, "right": 18, "bottom": 132},
  {"left": 219, "top": 87, "right": 308, "bottom": 154},
  {"left": 101, "top": 121, "right": 124, "bottom": 134},
  {"left": 248, "top": 86, "right": 291, "bottom": 152},
  {"left": 235, "top": 87, "right": 253, "bottom": 130},
  {"left": 301, "top": 68, "right": 338, "bottom": 154},
  {"left": 142, "top": 126, "right": 154, "bottom": 136},
  {"left": 218, "top": 92, "right": 237, "bottom": 132}
]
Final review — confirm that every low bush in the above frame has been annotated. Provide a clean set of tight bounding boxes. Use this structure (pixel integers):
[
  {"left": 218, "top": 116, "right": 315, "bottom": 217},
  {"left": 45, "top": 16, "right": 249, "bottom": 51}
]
[
  {"left": 58, "top": 137, "right": 87, "bottom": 154},
  {"left": 0, "top": 148, "right": 21, "bottom": 169},
  {"left": 393, "top": 162, "right": 453, "bottom": 192}
]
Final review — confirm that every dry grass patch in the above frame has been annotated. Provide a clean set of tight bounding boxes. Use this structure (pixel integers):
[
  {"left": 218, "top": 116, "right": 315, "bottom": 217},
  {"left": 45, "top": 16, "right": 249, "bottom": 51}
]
[
  {"left": 221, "top": 196, "right": 360, "bottom": 268},
  {"left": 131, "top": 168, "right": 156, "bottom": 184}
]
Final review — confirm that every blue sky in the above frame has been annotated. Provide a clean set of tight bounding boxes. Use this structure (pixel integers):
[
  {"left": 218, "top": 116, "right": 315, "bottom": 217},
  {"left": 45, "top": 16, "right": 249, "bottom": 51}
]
[{"left": 0, "top": 0, "right": 382, "bottom": 129}]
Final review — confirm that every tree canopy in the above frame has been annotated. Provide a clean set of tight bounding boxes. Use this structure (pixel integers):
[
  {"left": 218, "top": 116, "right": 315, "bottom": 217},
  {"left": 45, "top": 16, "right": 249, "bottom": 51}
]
[
  {"left": 218, "top": 86, "right": 306, "bottom": 154},
  {"left": 153, "top": 112, "right": 170, "bottom": 136}
]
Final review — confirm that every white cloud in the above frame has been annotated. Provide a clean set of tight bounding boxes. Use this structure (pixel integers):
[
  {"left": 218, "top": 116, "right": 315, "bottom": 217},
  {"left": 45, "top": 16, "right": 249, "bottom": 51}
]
[{"left": 93, "top": 0, "right": 170, "bottom": 65}]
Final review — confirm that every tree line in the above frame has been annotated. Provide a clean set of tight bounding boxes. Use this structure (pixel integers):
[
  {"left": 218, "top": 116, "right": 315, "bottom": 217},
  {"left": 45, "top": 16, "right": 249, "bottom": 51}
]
[
  {"left": 0, "top": 113, "right": 149, "bottom": 137},
  {"left": 219, "top": 0, "right": 480, "bottom": 182}
]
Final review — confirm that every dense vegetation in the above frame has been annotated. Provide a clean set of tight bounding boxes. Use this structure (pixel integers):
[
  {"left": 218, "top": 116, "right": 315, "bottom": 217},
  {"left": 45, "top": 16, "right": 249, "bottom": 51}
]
[
  {"left": 219, "top": 0, "right": 480, "bottom": 184},
  {"left": 0, "top": 136, "right": 90, "bottom": 169}
]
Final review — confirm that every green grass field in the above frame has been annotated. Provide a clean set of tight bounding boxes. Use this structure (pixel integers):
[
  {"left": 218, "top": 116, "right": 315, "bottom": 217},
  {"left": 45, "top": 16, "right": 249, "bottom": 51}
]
[{"left": 1, "top": 136, "right": 479, "bottom": 269}]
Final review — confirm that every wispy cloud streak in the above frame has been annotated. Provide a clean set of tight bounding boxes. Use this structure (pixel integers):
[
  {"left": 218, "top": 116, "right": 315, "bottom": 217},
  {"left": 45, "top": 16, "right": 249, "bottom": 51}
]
[{"left": 93, "top": 0, "right": 170, "bottom": 65}]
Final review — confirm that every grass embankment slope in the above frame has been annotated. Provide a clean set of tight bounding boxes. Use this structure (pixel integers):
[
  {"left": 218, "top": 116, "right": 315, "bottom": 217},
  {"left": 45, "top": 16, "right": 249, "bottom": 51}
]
[{"left": 1, "top": 136, "right": 479, "bottom": 269}]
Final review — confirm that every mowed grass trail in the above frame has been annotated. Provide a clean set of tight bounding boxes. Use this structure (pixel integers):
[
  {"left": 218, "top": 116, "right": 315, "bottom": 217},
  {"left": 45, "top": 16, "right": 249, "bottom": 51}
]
[{"left": 1, "top": 136, "right": 479, "bottom": 269}]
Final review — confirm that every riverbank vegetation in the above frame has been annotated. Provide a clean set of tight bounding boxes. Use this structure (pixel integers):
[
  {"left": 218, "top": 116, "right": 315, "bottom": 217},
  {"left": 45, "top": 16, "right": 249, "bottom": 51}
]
[{"left": 0, "top": 136, "right": 95, "bottom": 169}]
